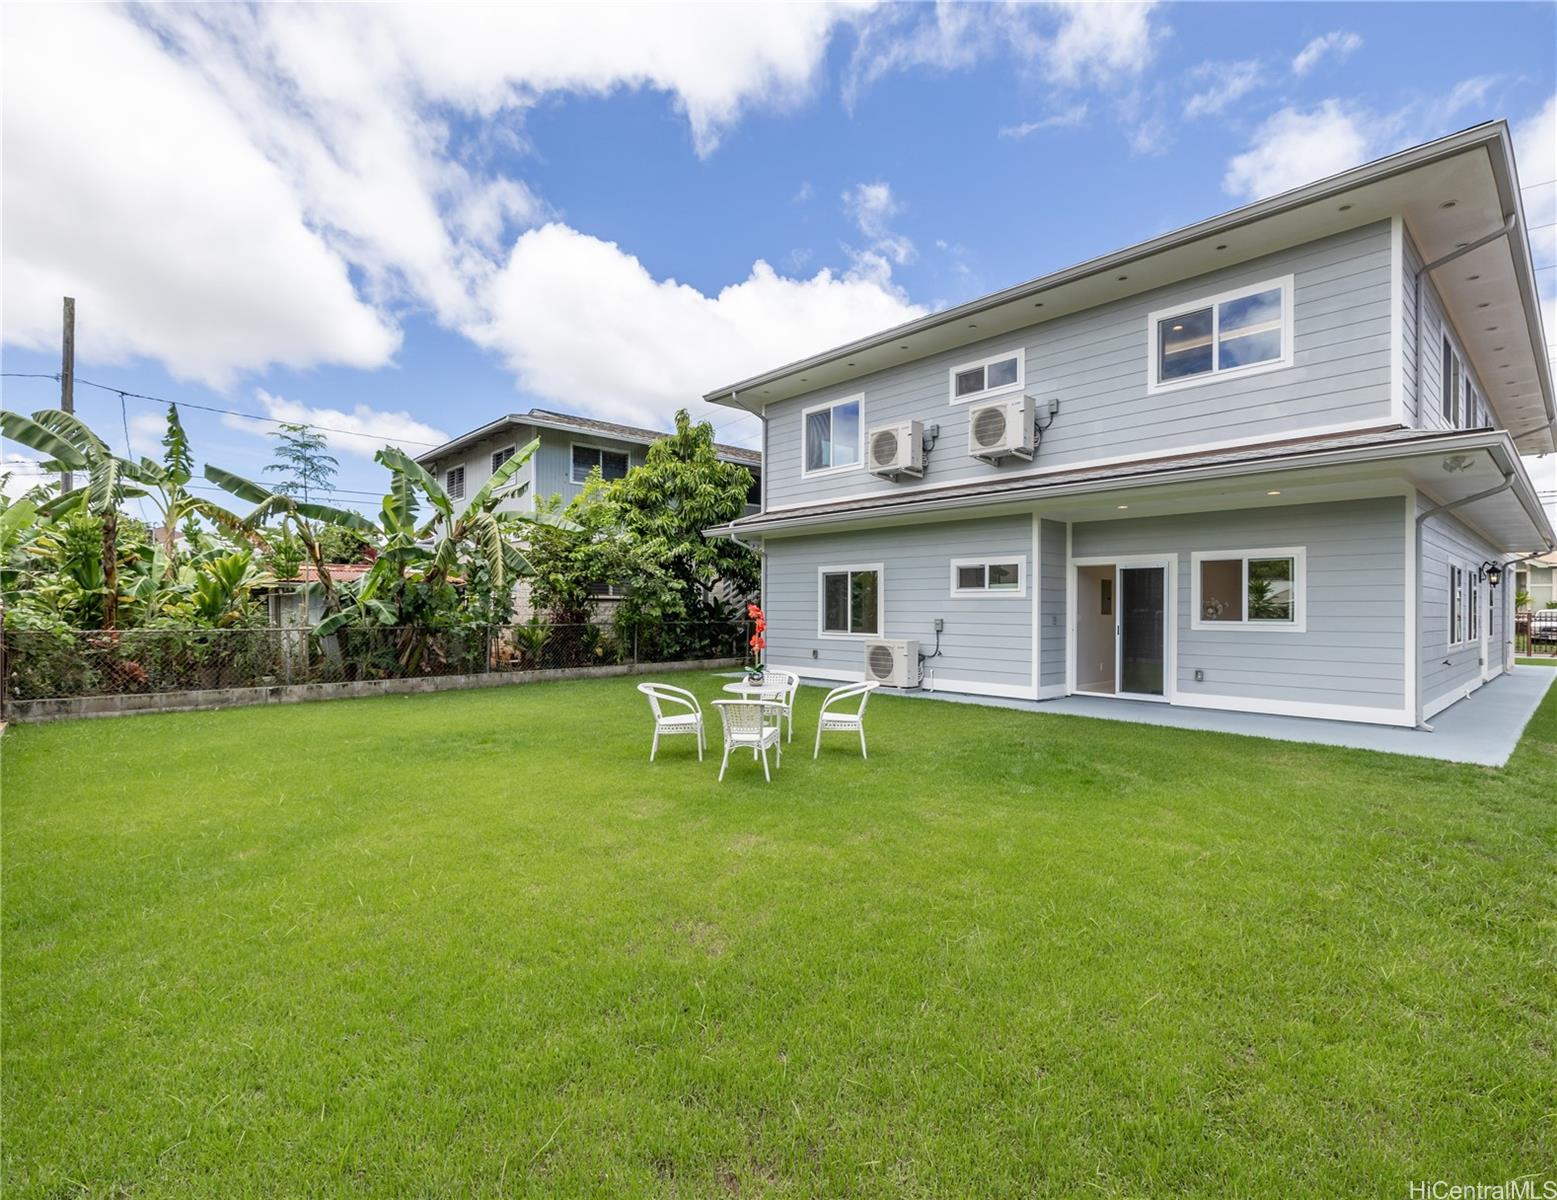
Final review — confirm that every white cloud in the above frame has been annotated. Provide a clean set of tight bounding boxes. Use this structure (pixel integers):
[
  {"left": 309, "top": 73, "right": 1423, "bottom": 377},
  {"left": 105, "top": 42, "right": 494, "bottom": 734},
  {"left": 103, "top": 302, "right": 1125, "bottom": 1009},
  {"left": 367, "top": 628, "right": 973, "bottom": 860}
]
[
  {"left": 3, "top": 3, "right": 866, "bottom": 387},
  {"left": 1184, "top": 61, "right": 1262, "bottom": 119},
  {"left": 846, "top": 2, "right": 1160, "bottom": 106},
  {"left": 1, "top": 453, "right": 51, "bottom": 501},
  {"left": 999, "top": 104, "right": 1090, "bottom": 139},
  {"left": 792, "top": 181, "right": 815, "bottom": 204},
  {"left": 1045, "top": 2, "right": 1158, "bottom": 86},
  {"left": 221, "top": 391, "right": 451, "bottom": 460},
  {"left": 1291, "top": 30, "right": 1363, "bottom": 77},
  {"left": 1222, "top": 101, "right": 1374, "bottom": 200},
  {"left": 842, "top": 181, "right": 915, "bottom": 266},
  {"left": 472, "top": 223, "right": 924, "bottom": 433},
  {"left": 1515, "top": 96, "right": 1557, "bottom": 273},
  {"left": 1, "top": 4, "right": 400, "bottom": 387}
]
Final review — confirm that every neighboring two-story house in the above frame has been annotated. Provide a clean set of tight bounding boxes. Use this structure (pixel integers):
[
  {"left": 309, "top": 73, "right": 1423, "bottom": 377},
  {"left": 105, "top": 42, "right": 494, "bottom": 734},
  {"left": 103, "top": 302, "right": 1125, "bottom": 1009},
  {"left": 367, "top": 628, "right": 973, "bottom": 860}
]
[
  {"left": 416, "top": 407, "right": 761, "bottom": 613},
  {"left": 706, "top": 122, "right": 1555, "bottom": 729}
]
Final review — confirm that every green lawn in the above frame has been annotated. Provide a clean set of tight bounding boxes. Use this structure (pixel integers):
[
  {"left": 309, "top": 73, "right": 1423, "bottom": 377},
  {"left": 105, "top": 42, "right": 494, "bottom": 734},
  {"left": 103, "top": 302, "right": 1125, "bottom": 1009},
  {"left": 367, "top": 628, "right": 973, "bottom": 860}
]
[{"left": 4, "top": 675, "right": 1555, "bottom": 1198}]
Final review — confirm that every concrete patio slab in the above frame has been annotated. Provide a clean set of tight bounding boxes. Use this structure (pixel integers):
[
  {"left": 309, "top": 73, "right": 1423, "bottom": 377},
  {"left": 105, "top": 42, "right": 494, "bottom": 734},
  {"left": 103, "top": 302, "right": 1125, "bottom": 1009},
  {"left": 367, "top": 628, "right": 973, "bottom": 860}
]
[{"left": 849, "top": 668, "right": 1555, "bottom": 767}]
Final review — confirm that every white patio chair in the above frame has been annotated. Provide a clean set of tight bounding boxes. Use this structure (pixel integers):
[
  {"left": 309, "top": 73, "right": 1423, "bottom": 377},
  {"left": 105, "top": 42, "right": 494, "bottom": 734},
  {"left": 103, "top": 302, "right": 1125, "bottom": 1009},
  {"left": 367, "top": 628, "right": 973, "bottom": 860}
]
[
  {"left": 760, "top": 669, "right": 802, "bottom": 742},
  {"left": 712, "top": 699, "right": 784, "bottom": 782},
  {"left": 813, "top": 681, "right": 879, "bottom": 760},
  {"left": 637, "top": 682, "right": 706, "bottom": 762}
]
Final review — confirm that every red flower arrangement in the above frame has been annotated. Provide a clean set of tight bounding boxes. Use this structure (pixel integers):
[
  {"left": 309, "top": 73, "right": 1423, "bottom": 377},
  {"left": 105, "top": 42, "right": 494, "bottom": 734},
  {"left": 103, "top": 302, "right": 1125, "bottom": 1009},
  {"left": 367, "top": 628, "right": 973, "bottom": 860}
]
[{"left": 746, "top": 602, "right": 767, "bottom": 675}]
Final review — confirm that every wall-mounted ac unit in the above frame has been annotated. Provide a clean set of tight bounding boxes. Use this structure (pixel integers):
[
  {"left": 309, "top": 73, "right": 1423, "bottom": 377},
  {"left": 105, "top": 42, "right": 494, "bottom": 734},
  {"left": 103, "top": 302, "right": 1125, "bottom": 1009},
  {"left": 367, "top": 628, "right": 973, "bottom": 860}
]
[
  {"left": 867, "top": 420, "right": 924, "bottom": 479},
  {"left": 863, "top": 638, "right": 920, "bottom": 688},
  {"left": 967, "top": 395, "right": 1035, "bottom": 463}
]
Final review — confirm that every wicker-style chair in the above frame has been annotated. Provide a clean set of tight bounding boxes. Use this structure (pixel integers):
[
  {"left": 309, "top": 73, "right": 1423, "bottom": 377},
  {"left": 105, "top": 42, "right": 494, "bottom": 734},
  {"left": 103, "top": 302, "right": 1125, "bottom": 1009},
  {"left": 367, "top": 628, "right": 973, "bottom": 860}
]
[
  {"left": 813, "top": 682, "right": 879, "bottom": 759},
  {"left": 636, "top": 682, "right": 706, "bottom": 762},
  {"left": 712, "top": 699, "right": 784, "bottom": 782},
  {"left": 758, "top": 669, "right": 802, "bottom": 742}
]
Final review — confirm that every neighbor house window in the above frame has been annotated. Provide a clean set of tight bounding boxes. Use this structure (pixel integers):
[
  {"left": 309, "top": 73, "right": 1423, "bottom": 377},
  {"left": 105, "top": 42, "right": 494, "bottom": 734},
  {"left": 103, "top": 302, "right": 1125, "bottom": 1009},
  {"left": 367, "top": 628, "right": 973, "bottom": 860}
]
[
  {"left": 571, "top": 445, "right": 629, "bottom": 484},
  {"left": 819, "top": 565, "right": 882, "bottom": 636},
  {"left": 1449, "top": 565, "right": 1464, "bottom": 644},
  {"left": 445, "top": 466, "right": 465, "bottom": 500},
  {"left": 1191, "top": 548, "right": 1304, "bottom": 630},
  {"left": 1149, "top": 276, "right": 1292, "bottom": 391},
  {"left": 949, "top": 556, "right": 1026, "bottom": 597},
  {"left": 491, "top": 445, "right": 516, "bottom": 473},
  {"left": 803, "top": 396, "right": 862, "bottom": 475},
  {"left": 949, "top": 349, "right": 1024, "bottom": 404}
]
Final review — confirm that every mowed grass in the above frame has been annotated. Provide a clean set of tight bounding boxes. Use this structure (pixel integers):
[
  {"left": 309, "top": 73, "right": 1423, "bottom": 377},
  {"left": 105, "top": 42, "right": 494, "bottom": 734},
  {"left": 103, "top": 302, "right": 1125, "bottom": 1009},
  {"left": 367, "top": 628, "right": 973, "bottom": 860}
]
[{"left": 3, "top": 675, "right": 1555, "bottom": 1198}]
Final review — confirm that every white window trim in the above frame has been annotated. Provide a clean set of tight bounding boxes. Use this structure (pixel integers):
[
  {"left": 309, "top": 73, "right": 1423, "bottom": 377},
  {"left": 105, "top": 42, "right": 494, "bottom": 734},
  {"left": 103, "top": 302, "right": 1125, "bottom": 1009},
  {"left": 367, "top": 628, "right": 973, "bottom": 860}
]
[
  {"left": 491, "top": 445, "right": 517, "bottom": 473},
  {"left": 1449, "top": 564, "right": 1467, "bottom": 646},
  {"left": 445, "top": 465, "right": 466, "bottom": 500},
  {"left": 1189, "top": 547, "right": 1307, "bottom": 632},
  {"left": 569, "top": 441, "right": 631, "bottom": 485},
  {"left": 817, "top": 562, "right": 884, "bottom": 639},
  {"left": 947, "top": 348, "right": 1026, "bottom": 406},
  {"left": 800, "top": 394, "right": 865, "bottom": 478},
  {"left": 1468, "top": 568, "right": 1482, "bottom": 641},
  {"left": 949, "top": 555, "right": 1027, "bottom": 598},
  {"left": 1146, "top": 275, "right": 1295, "bottom": 395}
]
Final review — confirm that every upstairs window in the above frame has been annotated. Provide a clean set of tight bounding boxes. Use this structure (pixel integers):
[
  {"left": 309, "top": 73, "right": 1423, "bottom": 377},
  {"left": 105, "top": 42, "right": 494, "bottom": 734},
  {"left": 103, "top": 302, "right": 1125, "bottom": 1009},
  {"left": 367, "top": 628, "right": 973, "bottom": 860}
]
[
  {"left": 1149, "top": 277, "right": 1292, "bottom": 392},
  {"left": 1441, "top": 336, "right": 1459, "bottom": 425},
  {"left": 1191, "top": 549, "right": 1304, "bottom": 631},
  {"left": 949, "top": 349, "right": 1024, "bottom": 404},
  {"left": 445, "top": 466, "right": 465, "bottom": 500},
  {"left": 571, "top": 445, "right": 629, "bottom": 484},
  {"left": 950, "top": 557, "right": 1026, "bottom": 597},
  {"left": 803, "top": 396, "right": 862, "bottom": 475},
  {"left": 491, "top": 446, "right": 516, "bottom": 473}
]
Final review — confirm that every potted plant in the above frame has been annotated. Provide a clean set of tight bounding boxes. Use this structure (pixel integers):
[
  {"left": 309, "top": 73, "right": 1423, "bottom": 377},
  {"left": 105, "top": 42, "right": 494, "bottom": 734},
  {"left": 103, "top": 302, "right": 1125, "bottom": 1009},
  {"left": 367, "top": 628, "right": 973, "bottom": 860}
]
[{"left": 745, "top": 602, "right": 767, "bottom": 684}]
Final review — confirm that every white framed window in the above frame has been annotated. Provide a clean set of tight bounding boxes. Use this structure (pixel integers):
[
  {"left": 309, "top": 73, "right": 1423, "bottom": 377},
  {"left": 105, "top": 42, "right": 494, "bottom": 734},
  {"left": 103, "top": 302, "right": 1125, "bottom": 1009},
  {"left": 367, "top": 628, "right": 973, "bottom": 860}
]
[
  {"left": 949, "top": 556, "right": 1027, "bottom": 597},
  {"left": 1442, "top": 335, "right": 1460, "bottom": 426},
  {"left": 445, "top": 466, "right": 465, "bottom": 500},
  {"left": 571, "top": 443, "right": 629, "bottom": 484},
  {"left": 818, "top": 563, "right": 883, "bottom": 637},
  {"left": 1190, "top": 548, "right": 1306, "bottom": 631},
  {"left": 948, "top": 348, "right": 1025, "bottom": 405},
  {"left": 1147, "top": 275, "right": 1294, "bottom": 393},
  {"left": 491, "top": 445, "right": 516, "bottom": 473},
  {"left": 1449, "top": 565, "right": 1464, "bottom": 644},
  {"left": 802, "top": 395, "right": 863, "bottom": 476},
  {"left": 1468, "top": 569, "right": 1481, "bottom": 641}
]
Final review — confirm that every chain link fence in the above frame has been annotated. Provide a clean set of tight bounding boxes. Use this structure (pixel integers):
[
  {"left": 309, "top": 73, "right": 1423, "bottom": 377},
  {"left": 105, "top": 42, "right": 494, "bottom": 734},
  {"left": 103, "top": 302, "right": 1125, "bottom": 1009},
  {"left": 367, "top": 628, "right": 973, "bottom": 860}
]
[{"left": 2, "top": 621, "right": 751, "bottom": 705}]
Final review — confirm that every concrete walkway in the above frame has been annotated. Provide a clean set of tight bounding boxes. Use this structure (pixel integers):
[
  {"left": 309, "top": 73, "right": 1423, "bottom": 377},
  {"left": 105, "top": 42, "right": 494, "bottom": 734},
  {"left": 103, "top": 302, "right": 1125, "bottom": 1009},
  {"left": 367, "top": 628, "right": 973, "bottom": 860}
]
[{"left": 885, "top": 669, "right": 1556, "bottom": 767}]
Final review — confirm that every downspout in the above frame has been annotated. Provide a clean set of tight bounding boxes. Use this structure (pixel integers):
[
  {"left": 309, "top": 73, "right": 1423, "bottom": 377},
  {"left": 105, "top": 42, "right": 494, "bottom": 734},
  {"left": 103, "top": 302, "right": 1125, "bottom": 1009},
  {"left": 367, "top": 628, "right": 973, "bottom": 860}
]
[
  {"left": 1412, "top": 468, "right": 1515, "bottom": 728},
  {"left": 1412, "top": 213, "right": 1516, "bottom": 423}
]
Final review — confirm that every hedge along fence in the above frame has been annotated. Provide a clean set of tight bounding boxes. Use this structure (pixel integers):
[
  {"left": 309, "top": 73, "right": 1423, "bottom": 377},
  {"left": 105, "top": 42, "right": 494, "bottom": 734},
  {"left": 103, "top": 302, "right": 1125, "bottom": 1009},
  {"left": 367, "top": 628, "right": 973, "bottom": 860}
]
[{"left": 1, "top": 621, "right": 751, "bottom": 720}]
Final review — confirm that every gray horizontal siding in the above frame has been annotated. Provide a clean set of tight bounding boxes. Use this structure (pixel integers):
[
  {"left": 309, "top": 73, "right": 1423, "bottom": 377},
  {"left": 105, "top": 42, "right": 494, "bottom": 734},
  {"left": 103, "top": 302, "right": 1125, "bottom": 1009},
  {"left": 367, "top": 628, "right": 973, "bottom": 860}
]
[
  {"left": 1419, "top": 502, "right": 1503, "bottom": 705},
  {"left": 1040, "top": 519, "right": 1067, "bottom": 687},
  {"left": 1403, "top": 229, "right": 1496, "bottom": 434},
  {"left": 763, "top": 515, "right": 1034, "bottom": 691},
  {"left": 766, "top": 222, "right": 1395, "bottom": 510},
  {"left": 422, "top": 426, "right": 538, "bottom": 514},
  {"left": 533, "top": 431, "right": 648, "bottom": 507},
  {"left": 1071, "top": 497, "right": 1408, "bottom": 711}
]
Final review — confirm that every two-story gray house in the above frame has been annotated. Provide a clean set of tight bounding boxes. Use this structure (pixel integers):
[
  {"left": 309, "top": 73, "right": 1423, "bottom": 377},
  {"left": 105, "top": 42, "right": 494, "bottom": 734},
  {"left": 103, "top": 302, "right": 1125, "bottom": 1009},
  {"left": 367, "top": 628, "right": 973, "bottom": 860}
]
[{"left": 707, "top": 122, "right": 1554, "bottom": 729}]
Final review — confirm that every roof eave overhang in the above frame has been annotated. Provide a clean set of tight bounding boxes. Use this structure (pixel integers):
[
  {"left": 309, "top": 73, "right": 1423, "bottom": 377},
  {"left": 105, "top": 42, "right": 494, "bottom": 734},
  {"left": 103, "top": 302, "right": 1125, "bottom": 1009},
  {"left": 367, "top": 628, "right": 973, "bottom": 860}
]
[
  {"left": 707, "top": 430, "right": 1555, "bottom": 549},
  {"left": 703, "top": 122, "right": 1554, "bottom": 451},
  {"left": 415, "top": 413, "right": 759, "bottom": 466}
]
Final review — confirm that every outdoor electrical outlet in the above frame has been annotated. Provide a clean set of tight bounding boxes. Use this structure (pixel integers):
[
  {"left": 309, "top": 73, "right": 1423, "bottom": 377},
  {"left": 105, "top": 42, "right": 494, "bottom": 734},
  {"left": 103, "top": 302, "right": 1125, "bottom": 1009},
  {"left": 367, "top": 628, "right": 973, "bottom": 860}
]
[
  {"left": 933, "top": 618, "right": 945, "bottom": 633},
  {"left": 1194, "top": 669, "right": 1204, "bottom": 682}
]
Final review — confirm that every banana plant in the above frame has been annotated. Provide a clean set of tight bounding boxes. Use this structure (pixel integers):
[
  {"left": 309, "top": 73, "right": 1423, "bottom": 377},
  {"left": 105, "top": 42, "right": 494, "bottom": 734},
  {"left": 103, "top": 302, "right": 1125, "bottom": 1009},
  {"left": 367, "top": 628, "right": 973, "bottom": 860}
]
[
  {"left": 312, "top": 439, "right": 545, "bottom": 663},
  {"left": 1, "top": 408, "right": 151, "bottom": 631},
  {"left": 136, "top": 405, "right": 252, "bottom": 568},
  {"left": 204, "top": 464, "right": 376, "bottom": 617}
]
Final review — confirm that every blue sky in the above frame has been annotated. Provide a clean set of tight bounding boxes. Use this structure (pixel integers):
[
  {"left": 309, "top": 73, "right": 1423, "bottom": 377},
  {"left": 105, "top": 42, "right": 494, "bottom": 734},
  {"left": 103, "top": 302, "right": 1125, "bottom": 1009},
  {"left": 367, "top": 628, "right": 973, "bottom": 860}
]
[{"left": 3, "top": 2, "right": 1554, "bottom": 511}]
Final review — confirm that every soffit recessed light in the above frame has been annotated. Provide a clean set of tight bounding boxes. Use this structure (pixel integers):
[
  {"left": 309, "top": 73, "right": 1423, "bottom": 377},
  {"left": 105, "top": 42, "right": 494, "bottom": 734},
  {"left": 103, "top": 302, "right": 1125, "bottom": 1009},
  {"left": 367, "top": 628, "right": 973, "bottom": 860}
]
[
  {"left": 1467, "top": 274, "right": 1480, "bottom": 281},
  {"left": 1116, "top": 504, "right": 1129, "bottom": 510},
  {"left": 1441, "top": 200, "right": 1457, "bottom": 209},
  {"left": 1117, "top": 274, "right": 1128, "bottom": 281},
  {"left": 1266, "top": 490, "right": 1281, "bottom": 496},
  {"left": 1338, "top": 204, "right": 1353, "bottom": 212},
  {"left": 900, "top": 345, "right": 909, "bottom": 350},
  {"left": 968, "top": 323, "right": 977, "bottom": 329},
  {"left": 1215, "top": 243, "right": 1228, "bottom": 250},
  {"left": 847, "top": 362, "right": 855, "bottom": 367},
  {"left": 1493, "top": 346, "right": 1505, "bottom": 352},
  {"left": 1477, "top": 302, "right": 1490, "bottom": 309},
  {"left": 1486, "top": 326, "right": 1498, "bottom": 332}
]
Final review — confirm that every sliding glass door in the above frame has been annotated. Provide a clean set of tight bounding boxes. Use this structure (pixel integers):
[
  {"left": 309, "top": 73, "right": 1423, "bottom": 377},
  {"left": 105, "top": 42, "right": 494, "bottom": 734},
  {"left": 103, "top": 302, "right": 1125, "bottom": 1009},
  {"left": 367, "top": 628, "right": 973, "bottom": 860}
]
[{"left": 1119, "top": 566, "right": 1166, "bottom": 697}]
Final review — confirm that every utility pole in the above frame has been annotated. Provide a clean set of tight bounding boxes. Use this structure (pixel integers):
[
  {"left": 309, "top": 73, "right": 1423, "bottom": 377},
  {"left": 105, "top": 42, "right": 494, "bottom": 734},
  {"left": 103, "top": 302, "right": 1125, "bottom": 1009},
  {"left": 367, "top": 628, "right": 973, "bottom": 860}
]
[{"left": 60, "top": 296, "right": 75, "bottom": 492}]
